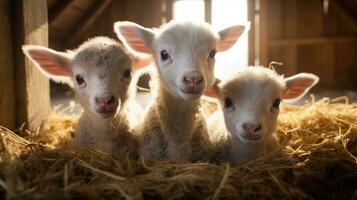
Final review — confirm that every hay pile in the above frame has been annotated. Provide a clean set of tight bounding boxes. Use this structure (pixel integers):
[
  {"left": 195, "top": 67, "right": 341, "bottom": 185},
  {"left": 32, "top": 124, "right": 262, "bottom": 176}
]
[{"left": 0, "top": 97, "right": 356, "bottom": 200}]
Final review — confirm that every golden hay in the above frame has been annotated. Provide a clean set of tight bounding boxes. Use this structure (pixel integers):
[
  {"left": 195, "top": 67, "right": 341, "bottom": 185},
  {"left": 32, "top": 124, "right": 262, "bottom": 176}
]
[{"left": 0, "top": 97, "right": 356, "bottom": 200}]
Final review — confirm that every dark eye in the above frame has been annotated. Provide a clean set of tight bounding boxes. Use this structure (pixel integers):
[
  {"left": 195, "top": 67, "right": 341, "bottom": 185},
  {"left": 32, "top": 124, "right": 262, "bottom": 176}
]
[
  {"left": 272, "top": 99, "right": 281, "bottom": 109},
  {"left": 75, "top": 74, "right": 85, "bottom": 85},
  {"left": 160, "top": 50, "right": 170, "bottom": 61},
  {"left": 208, "top": 50, "right": 216, "bottom": 59},
  {"left": 224, "top": 97, "right": 233, "bottom": 108},
  {"left": 123, "top": 68, "right": 131, "bottom": 78}
]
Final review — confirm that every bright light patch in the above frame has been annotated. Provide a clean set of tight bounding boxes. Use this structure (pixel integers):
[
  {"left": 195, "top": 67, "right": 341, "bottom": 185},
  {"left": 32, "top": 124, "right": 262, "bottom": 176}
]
[
  {"left": 212, "top": 0, "right": 248, "bottom": 79},
  {"left": 173, "top": 0, "right": 205, "bottom": 22}
]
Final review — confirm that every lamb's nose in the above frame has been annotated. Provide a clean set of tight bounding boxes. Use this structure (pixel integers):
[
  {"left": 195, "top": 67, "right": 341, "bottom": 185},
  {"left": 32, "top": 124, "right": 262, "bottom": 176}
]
[
  {"left": 95, "top": 95, "right": 115, "bottom": 106},
  {"left": 183, "top": 71, "right": 203, "bottom": 86},
  {"left": 242, "top": 123, "right": 262, "bottom": 135}
]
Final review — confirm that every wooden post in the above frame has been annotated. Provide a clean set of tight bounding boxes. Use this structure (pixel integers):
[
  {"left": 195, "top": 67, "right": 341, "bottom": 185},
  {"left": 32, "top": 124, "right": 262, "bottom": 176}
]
[
  {"left": 204, "top": 0, "right": 212, "bottom": 23},
  {"left": 247, "top": 0, "right": 256, "bottom": 66},
  {"left": 0, "top": 0, "right": 16, "bottom": 130},
  {"left": 12, "top": 0, "right": 51, "bottom": 131},
  {"left": 259, "top": 0, "right": 269, "bottom": 66}
]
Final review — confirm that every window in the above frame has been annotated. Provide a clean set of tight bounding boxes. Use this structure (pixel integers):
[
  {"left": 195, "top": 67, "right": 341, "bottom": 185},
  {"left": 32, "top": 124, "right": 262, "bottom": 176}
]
[{"left": 173, "top": 0, "right": 248, "bottom": 79}]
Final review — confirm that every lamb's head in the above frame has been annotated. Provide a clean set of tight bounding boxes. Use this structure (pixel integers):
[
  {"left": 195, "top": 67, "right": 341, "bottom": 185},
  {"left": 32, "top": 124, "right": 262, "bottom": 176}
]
[
  {"left": 206, "top": 67, "right": 319, "bottom": 145},
  {"left": 23, "top": 37, "right": 151, "bottom": 119},
  {"left": 114, "top": 21, "right": 246, "bottom": 100}
]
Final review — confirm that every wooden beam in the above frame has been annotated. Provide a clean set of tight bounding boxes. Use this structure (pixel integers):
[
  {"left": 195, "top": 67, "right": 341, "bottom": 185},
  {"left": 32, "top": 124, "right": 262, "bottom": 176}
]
[
  {"left": 12, "top": 0, "right": 51, "bottom": 131},
  {"left": 49, "top": 0, "right": 72, "bottom": 24},
  {"left": 204, "top": 0, "right": 212, "bottom": 23},
  {"left": 65, "top": 0, "right": 113, "bottom": 48},
  {"left": 330, "top": 0, "right": 357, "bottom": 32},
  {"left": 269, "top": 36, "right": 357, "bottom": 46},
  {"left": 0, "top": 0, "right": 15, "bottom": 130}
]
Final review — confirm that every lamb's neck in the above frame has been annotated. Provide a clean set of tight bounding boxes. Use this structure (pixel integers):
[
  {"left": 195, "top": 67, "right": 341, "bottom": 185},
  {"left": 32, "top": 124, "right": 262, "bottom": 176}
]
[
  {"left": 82, "top": 109, "right": 129, "bottom": 134},
  {"left": 158, "top": 86, "right": 200, "bottom": 116},
  {"left": 230, "top": 136, "right": 268, "bottom": 164},
  {"left": 157, "top": 86, "right": 201, "bottom": 137}
]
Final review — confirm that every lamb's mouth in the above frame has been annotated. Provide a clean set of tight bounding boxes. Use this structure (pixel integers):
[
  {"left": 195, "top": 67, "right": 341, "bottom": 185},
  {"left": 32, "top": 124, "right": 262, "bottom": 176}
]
[
  {"left": 237, "top": 133, "right": 262, "bottom": 144},
  {"left": 179, "top": 87, "right": 203, "bottom": 95},
  {"left": 95, "top": 108, "right": 117, "bottom": 118}
]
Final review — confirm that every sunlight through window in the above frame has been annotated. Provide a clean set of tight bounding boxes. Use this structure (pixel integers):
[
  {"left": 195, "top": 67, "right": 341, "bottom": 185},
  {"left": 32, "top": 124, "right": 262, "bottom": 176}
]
[
  {"left": 173, "top": 0, "right": 205, "bottom": 22},
  {"left": 212, "top": 0, "right": 248, "bottom": 78}
]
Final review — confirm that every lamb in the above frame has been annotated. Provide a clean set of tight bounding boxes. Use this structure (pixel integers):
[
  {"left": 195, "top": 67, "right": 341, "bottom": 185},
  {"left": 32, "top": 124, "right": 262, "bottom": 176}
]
[
  {"left": 23, "top": 37, "right": 151, "bottom": 157},
  {"left": 114, "top": 20, "right": 246, "bottom": 161},
  {"left": 205, "top": 66, "right": 319, "bottom": 164}
]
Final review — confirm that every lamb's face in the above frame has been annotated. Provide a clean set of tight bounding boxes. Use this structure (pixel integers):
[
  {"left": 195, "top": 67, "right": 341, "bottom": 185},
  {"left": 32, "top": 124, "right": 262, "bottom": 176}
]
[
  {"left": 114, "top": 20, "right": 246, "bottom": 100},
  {"left": 152, "top": 23, "right": 217, "bottom": 100},
  {"left": 72, "top": 46, "right": 133, "bottom": 119},
  {"left": 219, "top": 70, "right": 285, "bottom": 145}
]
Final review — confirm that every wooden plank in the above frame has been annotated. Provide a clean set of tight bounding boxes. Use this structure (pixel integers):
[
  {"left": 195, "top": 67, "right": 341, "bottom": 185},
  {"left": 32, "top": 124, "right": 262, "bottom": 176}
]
[
  {"left": 335, "top": 43, "right": 357, "bottom": 89},
  {"left": 268, "top": 0, "right": 283, "bottom": 39},
  {"left": 65, "top": 0, "right": 113, "bottom": 48},
  {"left": 204, "top": 0, "right": 212, "bottom": 23},
  {"left": 12, "top": 0, "right": 51, "bottom": 131},
  {"left": 259, "top": 0, "right": 269, "bottom": 66},
  {"left": 320, "top": 44, "right": 334, "bottom": 86},
  {"left": 0, "top": 0, "right": 15, "bottom": 129},
  {"left": 269, "top": 36, "right": 357, "bottom": 46},
  {"left": 166, "top": 0, "right": 173, "bottom": 22},
  {"left": 297, "top": 0, "right": 323, "bottom": 37},
  {"left": 283, "top": 0, "right": 297, "bottom": 76},
  {"left": 247, "top": 0, "right": 255, "bottom": 65}
]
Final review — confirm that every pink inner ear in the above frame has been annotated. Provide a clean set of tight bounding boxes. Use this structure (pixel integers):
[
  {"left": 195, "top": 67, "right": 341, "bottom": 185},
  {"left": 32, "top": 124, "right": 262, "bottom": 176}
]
[
  {"left": 132, "top": 55, "right": 153, "bottom": 71},
  {"left": 218, "top": 26, "right": 245, "bottom": 52},
  {"left": 203, "top": 84, "right": 221, "bottom": 99},
  {"left": 29, "top": 51, "right": 71, "bottom": 76},
  {"left": 282, "top": 79, "right": 316, "bottom": 99},
  {"left": 120, "top": 27, "right": 151, "bottom": 53}
]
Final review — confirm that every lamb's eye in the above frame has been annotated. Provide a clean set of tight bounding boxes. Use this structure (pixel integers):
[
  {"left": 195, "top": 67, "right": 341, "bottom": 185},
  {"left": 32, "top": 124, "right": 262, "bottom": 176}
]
[
  {"left": 160, "top": 50, "right": 170, "bottom": 61},
  {"left": 224, "top": 97, "right": 233, "bottom": 108},
  {"left": 123, "top": 68, "right": 131, "bottom": 78},
  {"left": 208, "top": 50, "right": 216, "bottom": 59},
  {"left": 272, "top": 98, "right": 281, "bottom": 109},
  {"left": 75, "top": 74, "right": 85, "bottom": 85}
]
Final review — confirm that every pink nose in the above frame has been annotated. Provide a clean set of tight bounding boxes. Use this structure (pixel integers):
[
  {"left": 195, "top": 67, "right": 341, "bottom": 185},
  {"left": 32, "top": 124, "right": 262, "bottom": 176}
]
[
  {"left": 242, "top": 123, "right": 262, "bottom": 135},
  {"left": 183, "top": 71, "right": 203, "bottom": 86},
  {"left": 95, "top": 95, "right": 115, "bottom": 106}
]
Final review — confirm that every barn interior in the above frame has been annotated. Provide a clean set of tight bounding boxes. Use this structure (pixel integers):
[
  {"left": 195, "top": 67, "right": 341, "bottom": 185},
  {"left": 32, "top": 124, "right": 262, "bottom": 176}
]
[
  {"left": 48, "top": 0, "right": 357, "bottom": 111},
  {"left": 0, "top": 0, "right": 356, "bottom": 199}
]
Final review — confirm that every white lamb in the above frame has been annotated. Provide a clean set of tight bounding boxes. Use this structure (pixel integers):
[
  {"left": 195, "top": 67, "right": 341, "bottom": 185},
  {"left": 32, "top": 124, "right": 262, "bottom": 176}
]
[
  {"left": 205, "top": 66, "right": 319, "bottom": 164},
  {"left": 114, "top": 21, "right": 246, "bottom": 161},
  {"left": 23, "top": 37, "right": 151, "bottom": 157}
]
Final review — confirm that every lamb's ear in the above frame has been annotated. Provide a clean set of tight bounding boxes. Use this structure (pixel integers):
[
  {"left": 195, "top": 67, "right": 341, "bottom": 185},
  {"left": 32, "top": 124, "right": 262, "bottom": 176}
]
[
  {"left": 204, "top": 79, "right": 222, "bottom": 99},
  {"left": 114, "top": 21, "right": 155, "bottom": 53},
  {"left": 218, "top": 24, "right": 247, "bottom": 52},
  {"left": 282, "top": 73, "right": 319, "bottom": 100},
  {"left": 131, "top": 54, "right": 153, "bottom": 71},
  {"left": 22, "top": 45, "right": 72, "bottom": 81}
]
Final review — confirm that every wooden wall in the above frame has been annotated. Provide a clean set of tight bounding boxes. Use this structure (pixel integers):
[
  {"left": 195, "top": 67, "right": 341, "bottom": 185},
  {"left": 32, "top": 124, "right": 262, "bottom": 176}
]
[
  {"left": 257, "top": 0, "right": 357, "bottom": 89},
  {"left": 50, "top": 0, "right": 163, "bottom": 50}
]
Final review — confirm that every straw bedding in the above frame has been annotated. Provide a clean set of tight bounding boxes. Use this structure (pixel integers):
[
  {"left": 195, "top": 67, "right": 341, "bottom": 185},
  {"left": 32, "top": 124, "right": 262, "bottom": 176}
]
[{"left": 0, "top": 97, "right": 356, "bottom": 200}]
